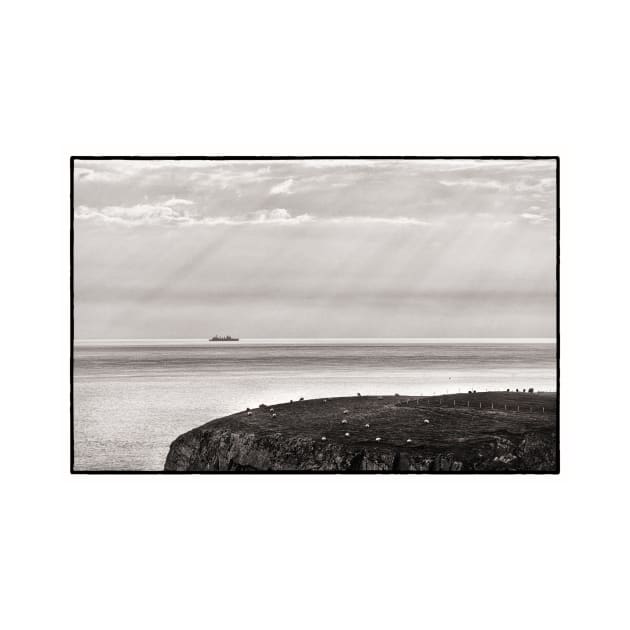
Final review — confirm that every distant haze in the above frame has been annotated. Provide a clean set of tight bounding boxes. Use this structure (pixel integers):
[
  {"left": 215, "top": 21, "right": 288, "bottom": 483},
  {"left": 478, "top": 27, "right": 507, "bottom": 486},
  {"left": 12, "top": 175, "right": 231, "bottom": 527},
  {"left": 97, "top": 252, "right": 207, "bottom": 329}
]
[{"left": 73, "top": 159, "right": 556, "bottom": 339}]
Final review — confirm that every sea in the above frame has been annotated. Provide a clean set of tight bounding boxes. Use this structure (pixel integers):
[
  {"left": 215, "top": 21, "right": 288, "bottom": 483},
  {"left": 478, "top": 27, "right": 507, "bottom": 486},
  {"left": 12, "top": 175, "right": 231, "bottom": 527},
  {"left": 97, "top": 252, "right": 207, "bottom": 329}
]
[{"left": 72, "top": 338, "right": 557, "bottom": 471}]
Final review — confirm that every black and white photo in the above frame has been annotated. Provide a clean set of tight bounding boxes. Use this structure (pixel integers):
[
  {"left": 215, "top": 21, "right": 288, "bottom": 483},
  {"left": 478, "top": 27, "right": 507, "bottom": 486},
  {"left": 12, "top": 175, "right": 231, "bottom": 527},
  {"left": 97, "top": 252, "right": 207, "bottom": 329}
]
[{"left": 72, "top": 157, "right": 558, "bottom": 472}]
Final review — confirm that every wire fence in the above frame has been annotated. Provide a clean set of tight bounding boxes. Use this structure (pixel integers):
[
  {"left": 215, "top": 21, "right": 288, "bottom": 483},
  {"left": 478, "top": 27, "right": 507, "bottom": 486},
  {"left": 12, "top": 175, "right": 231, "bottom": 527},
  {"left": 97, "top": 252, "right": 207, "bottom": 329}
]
[{"left": 395, "top": 398, "right": 552, "bottom": 413}]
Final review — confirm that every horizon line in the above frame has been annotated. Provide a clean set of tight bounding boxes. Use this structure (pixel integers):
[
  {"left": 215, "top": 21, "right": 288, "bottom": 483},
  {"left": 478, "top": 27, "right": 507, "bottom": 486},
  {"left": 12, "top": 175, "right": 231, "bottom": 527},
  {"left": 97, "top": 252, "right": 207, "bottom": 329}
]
[{"left": 74, "top": 336, "right": 556, "bottom": 343}]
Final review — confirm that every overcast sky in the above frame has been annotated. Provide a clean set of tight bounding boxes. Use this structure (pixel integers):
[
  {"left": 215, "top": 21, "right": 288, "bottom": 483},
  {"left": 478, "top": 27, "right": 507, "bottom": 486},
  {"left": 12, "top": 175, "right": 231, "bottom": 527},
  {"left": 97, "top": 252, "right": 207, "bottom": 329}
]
[{"left": 74, "top": 159, "right": 556, "bottom": 339}]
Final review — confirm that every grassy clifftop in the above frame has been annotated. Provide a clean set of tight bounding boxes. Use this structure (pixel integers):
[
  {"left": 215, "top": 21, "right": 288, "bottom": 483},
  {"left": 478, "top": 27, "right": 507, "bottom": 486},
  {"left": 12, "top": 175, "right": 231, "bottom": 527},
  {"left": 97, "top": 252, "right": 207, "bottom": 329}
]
[{"left": 164, "top": 391, "right": 557, "bottom": 473}]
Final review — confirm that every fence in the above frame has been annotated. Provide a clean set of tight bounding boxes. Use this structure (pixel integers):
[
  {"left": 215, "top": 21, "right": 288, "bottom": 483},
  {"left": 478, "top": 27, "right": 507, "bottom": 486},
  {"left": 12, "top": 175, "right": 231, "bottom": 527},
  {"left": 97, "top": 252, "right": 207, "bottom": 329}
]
[{"left": 397, "top": 399, "right": 549, "bottom": 413}]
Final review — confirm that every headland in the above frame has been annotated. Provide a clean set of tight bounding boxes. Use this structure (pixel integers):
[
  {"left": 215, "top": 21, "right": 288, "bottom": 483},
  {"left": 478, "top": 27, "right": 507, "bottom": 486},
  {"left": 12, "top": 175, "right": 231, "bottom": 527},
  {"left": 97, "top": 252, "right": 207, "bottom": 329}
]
[{"left": 164, "top": 391, "right": 557, "bottom": 472}]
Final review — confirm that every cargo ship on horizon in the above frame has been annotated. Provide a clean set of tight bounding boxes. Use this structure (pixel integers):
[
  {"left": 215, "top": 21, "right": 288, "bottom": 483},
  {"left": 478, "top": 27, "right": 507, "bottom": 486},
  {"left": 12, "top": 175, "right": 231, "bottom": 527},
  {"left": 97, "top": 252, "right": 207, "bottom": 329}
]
[{"left": 209, "top": 335, "right": 239, "bottom": 342}]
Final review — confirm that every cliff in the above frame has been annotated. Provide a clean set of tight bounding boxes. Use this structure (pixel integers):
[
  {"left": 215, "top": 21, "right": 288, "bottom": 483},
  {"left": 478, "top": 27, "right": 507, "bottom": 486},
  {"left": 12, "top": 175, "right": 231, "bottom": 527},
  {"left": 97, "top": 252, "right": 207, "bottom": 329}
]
[{"left": 164, "top": 392, "right": 557, "bottom": 473}]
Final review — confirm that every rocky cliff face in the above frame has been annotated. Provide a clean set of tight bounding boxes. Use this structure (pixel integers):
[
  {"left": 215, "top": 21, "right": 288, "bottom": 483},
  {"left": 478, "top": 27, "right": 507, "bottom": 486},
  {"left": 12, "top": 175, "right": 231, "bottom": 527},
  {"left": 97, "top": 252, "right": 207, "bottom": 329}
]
[
  {"left": 164, "top": 428, "right": 467, "bottom": 471},
  {"left": 164, "top": 430, "right": 462, "bottom": 472},
  {"left": 165, "top": 423, "right": 556, "bottom": 473}
]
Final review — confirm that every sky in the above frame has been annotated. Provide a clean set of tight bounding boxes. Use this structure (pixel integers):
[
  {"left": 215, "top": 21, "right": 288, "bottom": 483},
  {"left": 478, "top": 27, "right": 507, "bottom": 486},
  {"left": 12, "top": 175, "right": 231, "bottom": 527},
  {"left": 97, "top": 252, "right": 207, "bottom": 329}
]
[{"left": 73, "top": 159, "right": 556, "bottom": 339}]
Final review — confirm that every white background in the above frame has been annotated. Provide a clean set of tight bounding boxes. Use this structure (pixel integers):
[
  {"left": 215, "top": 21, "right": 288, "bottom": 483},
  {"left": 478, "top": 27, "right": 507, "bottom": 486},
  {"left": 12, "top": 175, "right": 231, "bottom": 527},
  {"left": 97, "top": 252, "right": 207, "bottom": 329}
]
[{"left": 1, "top": 1, "right": 628, "bottom": 629}]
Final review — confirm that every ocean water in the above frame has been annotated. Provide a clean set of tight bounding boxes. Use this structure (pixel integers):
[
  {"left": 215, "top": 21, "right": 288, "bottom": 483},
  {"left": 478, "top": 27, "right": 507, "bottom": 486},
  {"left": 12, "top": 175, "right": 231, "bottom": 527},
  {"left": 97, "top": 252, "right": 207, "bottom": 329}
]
[{"left": 72, "top": 339, "right": 557, "bottom": 471}]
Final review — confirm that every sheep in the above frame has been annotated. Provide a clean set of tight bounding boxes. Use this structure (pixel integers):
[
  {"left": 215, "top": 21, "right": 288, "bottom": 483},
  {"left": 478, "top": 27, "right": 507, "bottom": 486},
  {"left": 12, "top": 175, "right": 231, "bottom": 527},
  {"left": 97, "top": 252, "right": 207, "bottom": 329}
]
[
  {"left": 375, "top": 437, "right": 382, "bottom": 442},
  {"left": 406, "top": 439, "right": 412, "bottom": 443},
  {"left": 357, "top": 392, "right": 361, "bottom": 397},
  {"left": 344, "top": 432, "right": 350, "bottom": 437},
  {"left": 423, "top": 419, "right": 430, "bottom": 424},
  {"left": 341, "top": 419, "right": 348, "bottom": 424},
  {"left": 246, "top": 407, "right": 250, "bottom": 411},
  {"left": 272, "top": 413, "right": 277, "bottom": 418},
  {"left": 270, "top": 408, "right": 275, "bottom": 413},
  {"left": 299, "top": 397, "right": 304, "bottom": 401},
  {"left": 321, "top": 436, "right": 327, "bottom": 441},
  {"left": 365, "top": 423, "right": 370, "bottom": 428},
  {"left": 247, "top": 411, "right": 252, "bottom": 416},
  {"left": 343, "top": 409, "right": 349, "bottom": 415}
]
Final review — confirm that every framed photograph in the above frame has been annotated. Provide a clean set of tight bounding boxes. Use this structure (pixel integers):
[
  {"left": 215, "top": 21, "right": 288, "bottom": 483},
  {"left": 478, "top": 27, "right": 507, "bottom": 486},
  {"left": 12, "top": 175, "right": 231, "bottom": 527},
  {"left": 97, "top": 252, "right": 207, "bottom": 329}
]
[{"left": 71, "top": 156, "right": 558, "bottom": 473}]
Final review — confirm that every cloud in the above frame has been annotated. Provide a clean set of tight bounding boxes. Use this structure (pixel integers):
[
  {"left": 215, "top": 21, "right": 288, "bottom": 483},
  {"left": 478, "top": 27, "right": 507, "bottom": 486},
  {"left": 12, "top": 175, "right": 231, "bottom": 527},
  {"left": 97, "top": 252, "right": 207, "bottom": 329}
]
[
  {"left": 74, "top": 167, "right": 122, "bottom": 183},
  {"left": 75, "top": 204, "right": 191, "bottom": 225},
  {"left": 269, "top": 178, "right": 295, "bottom": 195},
  {"left": 439, "top": 179, "right": 507, "bottom": 190},
  {"left": 192, "top": 208, "right": 314, "bottom": 226},
  {"left": 75, "top": 204, "right": 313, "bottom": 227},
  {"left": 75, "top": 203, "right": 435, "bottom": 228},
  {"left": 327, "top": 216, "right": 432, "bottom": 226},
  {"left": 520, "top": 212, "right": 550, "bottom": 225},
  {"left": 239, "top": 208, "right": 312, "bottom": 225},
  {"left": 163, "top": 197, "right": 195, "bottom": 207},
  {"left": 198, "top": 166, "right": 273, "bottom": 189},
  {"left": 74, "top": 160, "right": 274, "bottom": 188},
  {"left": 515, "top": 177, "right": 555, "bottom": 193}
]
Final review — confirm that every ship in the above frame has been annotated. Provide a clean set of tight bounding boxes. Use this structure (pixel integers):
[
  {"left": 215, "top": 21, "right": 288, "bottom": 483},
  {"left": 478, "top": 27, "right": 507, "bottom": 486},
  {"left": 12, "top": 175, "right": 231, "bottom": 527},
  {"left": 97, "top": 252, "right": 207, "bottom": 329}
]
[{"left": 209, "top": 335, "right": 239, "bottom": 342}]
